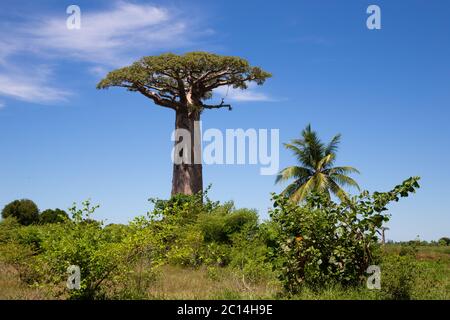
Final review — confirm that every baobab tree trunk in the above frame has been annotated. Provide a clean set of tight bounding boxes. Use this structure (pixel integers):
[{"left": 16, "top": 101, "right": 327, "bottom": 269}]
[{"left": 171, "top": 110, "right": 203, "bottom": 196}]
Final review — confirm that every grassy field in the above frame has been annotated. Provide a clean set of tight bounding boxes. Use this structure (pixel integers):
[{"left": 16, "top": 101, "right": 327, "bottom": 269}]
[{"left": 1, "top": 244, "right": 449, "bottom": 300}]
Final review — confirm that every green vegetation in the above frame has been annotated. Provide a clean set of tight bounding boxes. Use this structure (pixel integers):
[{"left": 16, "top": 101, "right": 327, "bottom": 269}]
[
  {"left": 270, "top": 176, "right": 419, "bottom": 293},
  {"left": 39, "top": 209, "right": 68, "bottom": 224},
  {"left": 1, "top": 176, "right": 447, "bottom": 300},
  {"left": 0, "top": 42, "right": 445, "bottom": 301},
  {"left": 0, "top": 124, "right": 446, "bottom": 300}
]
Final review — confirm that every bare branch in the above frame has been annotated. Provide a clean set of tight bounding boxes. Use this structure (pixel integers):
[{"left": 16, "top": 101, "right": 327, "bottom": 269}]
[
  {"left": 135, "top": 86, "right": 180, "bottom": 110},
  {"left": 202, "top": 100, "right": 232, "bottom": 111}
]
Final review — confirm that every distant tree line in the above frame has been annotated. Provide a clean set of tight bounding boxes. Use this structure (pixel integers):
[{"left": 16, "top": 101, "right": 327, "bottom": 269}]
[{"left": 1, "top": 199, "right": 68, "bottom": 225}]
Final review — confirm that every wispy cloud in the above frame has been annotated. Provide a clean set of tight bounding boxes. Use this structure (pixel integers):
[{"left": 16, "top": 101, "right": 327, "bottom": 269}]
[
  {"left": 214, "top": 83, "right": 275, "bottom": 102},
  {"left": 0, "top": 1, "right": 211, "bottom": 105},
  {"left": 24, "top": 2, "right": 205, "bottom": 66},
  {"left": 0, "top": 101, "right": 5, "bottom": 109},
  {"left": 0, "top": 65, "right": 70, "bottom": 104}
]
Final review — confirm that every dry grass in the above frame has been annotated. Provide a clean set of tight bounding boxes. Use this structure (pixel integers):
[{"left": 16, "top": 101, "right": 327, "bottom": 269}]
[
  {"left": 146, "top": 265, "right": 279, "bottom": 300},
  {"left": 0, "top": 262, "right": 279, "bottom": 300},
  {"left": 0, "top": 262, "right": 50, "bottom": 300}
]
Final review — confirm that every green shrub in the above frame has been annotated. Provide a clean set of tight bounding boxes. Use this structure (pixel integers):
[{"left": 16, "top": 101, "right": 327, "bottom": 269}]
[
  {"left": 1, "top": 199, "right": 40, "bottom": 226},
  {"left": 148, "top": 190, "right": 260, "bottom": 269},
  {"left": 202, "top": 242, "right": 231, "bottom": 267},
  {"left": 33, "top": 200, "right": 160, "bottom": 299},
  {"left": 399, "top": 243, "right": 418, "bottom": 258},
  {"left": 166, "top": 226, "right": 204, "bottom": 267},
  {"left": 39, "top": 209, "right": 68, "bottom": 224},
  {"left": 270, "top": 177, "right": 420, "bottom": 294},
  {"left": 229, "top": 224, "right": 274, "bottom": 284},
  {"left": 380, "top": 254, "right": 417, "bottom": 300},
  {"left": 15, "top": 225, "right": 46, "bottom": 252},
  {"left": 103, "top": 223, "right": 129, "bottom": 243},
  {"left": 198, "top": 208, "right": 230, "bottom": 243},
  {"left": 0, "top": 217, "right": 21, "bottom": 243},
  {"left": 150, "top": 185, "right": 219, "bottom": 224},
  {"left": 198, "top": 204, "right": 258, "bottom": 244}
]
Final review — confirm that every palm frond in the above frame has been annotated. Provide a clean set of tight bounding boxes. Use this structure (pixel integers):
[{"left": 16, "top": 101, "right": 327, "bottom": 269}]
[
  {"left": 316, "top": 153, "right": 336, "bottom": 171},
  {"left": 327, "top": 178, "right": 350, "bottom": 203},
  {"left": 328, "top": 166, "right": 360, "bottom": 175},
  {"left": 301, "top": 126, "right": 325, "bottom": 167},
  {"left": 330, "top": 173, "right": 360, "bottom": 191},
  {"left": 290, "top": 176, "right": 316, "bottom": 203},
  {"left": 275, "top": 166, "right": 312, "bottom": 184},
  {"left": 280, "top": 176, "right": 309, "bottom": 197},
  {"left": 325, "top": 133, "right": 341, "bottom": 155}
]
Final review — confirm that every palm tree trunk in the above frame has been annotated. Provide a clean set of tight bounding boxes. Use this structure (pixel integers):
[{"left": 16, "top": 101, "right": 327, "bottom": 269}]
[{"left": 171, "top": 110, "right": 203, "bottom": 196}]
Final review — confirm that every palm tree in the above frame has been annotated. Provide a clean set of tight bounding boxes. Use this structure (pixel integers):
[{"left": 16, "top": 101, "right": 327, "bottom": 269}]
[{"left": 276, "top": 124, "right": 360, "bottom": 203}]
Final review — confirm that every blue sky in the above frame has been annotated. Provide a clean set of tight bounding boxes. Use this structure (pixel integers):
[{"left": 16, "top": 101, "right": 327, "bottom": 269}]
[{"left": 0, "top": 0, "right": 449, "bottom": 241}]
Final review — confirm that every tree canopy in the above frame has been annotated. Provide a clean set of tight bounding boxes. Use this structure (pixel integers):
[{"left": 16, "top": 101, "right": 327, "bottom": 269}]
[
  {"left": 1, "top": 199, "right": 40, "bottom": 225},
  {"left": 97, "top": 52, "right": 271, "bottom": 112},
  {"left": 39, "top": 208, "right": 69, "bottom": 224}
]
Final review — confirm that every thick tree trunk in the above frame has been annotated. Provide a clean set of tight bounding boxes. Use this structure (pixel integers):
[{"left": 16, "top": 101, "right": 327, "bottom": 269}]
[{"left": 171, "top": 110, "right": 203, "bottom": 196}]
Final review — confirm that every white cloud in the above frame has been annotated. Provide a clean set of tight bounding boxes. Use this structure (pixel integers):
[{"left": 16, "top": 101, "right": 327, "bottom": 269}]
[
  {"left": 22, "top": 1, "right": 205, "bottom": 66},
  {"left": 0, "top": 2, "right": 274, "bottom": 106},
  {"left": 0, "top": 1, "right": 210, "bottom": 105},
  {"left": 214, "top": 83, "right": 274, "bottom": 102},
  {"left": 0, "top": 65, "right": 70, "bottom": 104}
]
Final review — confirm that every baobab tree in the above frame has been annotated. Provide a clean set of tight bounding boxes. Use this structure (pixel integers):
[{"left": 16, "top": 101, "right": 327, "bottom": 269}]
[{"left": 97, "top": 52, "right": 271, "bottom": 196}]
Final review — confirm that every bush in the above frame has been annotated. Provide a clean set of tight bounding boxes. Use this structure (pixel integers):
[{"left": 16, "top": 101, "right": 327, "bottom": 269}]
[
  {"left": 0, "top": 217, "right": 21, "bottom": 243},
  {"left": 198, "top": 204, "right": 258, "bottom": 244},
  {"left": 380, "top": 254, "right": 417, "bottom": 300},
  {"left": 438, "top": 237, "right": 450, "bottom": 246},
  {"left": 150, "top": 185, "right": 219, "bottom": 224},
  {"left": 39, "top": 209, "right": 69, "bottom": 224},
  {"left": 147, "top": 190, "right": 260, "bottom": 269},
  {"left": 229, "top": 224, "right": 274, "bottom": 284},
  {"left": 270, "top": 177, "right": 420, "bottom": 294},
  {"left": 103, "top": 223, "right": 129, "bottom": 243},
  {"left": 399, "top": 243, "right": 418, "bottom": 258},
  {"left": 1, "top": 199, "right": 39, "bottom": 226},
  {"left": 33, "top": 200, "right": 160, "bottom": 299}
]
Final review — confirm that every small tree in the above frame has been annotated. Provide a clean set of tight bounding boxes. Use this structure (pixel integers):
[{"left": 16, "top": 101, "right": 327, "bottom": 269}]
[
  {"left": 438, "top": 237, "right": 450, "bottom": 246},
  {"left": 98, "top": 52, "right": 271, "bottom": 196},
  {"left": 270, "top": 177, "right": 420, "bottom": 293},
  {"left": 1, "top": 199, "right": 39, "bottom": 225},
  {"left": 39, "top": 209, "right": 69, "bottom": 224}
]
